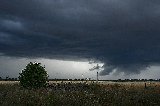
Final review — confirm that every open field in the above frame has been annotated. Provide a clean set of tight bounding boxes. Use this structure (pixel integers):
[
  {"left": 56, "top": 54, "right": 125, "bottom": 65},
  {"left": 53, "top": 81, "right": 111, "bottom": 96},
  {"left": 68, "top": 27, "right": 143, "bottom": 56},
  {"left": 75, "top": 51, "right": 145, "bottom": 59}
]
[{"left": 0, "top": 81, "right": 160, "bottom": 106}]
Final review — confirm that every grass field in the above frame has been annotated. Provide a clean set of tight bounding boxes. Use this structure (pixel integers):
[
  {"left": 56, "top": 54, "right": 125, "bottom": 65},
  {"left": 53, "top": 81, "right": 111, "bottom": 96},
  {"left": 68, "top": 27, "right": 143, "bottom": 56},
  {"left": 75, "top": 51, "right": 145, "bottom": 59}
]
[{"left": 0, "top": 81, "right": 160, "bottom": 106}]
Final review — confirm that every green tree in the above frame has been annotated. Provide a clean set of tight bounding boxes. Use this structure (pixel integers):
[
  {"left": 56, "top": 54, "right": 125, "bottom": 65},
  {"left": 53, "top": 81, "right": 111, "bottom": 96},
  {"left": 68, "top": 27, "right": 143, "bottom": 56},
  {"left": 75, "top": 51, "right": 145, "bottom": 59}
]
[{"left": 19, "top": 62, "right": 48, "bottom": 89}]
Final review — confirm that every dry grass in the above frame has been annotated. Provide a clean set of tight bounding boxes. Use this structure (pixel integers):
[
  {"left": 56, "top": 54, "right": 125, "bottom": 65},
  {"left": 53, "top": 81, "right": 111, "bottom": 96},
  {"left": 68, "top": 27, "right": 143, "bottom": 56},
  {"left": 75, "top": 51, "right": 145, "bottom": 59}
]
[{"left": 0, "top": 81, "right": 160, "bottom": 106}]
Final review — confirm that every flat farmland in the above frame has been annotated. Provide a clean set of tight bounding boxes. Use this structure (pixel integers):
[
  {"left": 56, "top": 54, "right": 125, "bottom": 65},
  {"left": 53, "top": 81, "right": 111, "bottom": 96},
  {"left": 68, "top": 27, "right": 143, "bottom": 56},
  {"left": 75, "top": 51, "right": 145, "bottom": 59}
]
[
  {"left": 0, "top": 81, "right": 19, "bottom": 84},
  {"left": 0, "top": 81, "right": 160, "bottom": 106}
]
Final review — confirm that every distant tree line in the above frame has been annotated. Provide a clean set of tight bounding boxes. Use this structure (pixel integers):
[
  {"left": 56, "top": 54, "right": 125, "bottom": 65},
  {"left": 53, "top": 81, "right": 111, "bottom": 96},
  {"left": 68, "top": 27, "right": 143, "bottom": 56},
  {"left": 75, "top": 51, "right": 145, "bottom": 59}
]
[
  {"left": 0, "top": 76, "right": 18, "bottom": 81},
  {"left": 116, "top": 79, "right": 160, "bottom": 82},
  {"left": 0, "top": 77, "right": 92, "bottom": 81},
  {"left": 49, "top": 78, "right": 92, "bottom": 81},
  {"left": 1, "top": 77, "right": 160, "bottom": 82}
]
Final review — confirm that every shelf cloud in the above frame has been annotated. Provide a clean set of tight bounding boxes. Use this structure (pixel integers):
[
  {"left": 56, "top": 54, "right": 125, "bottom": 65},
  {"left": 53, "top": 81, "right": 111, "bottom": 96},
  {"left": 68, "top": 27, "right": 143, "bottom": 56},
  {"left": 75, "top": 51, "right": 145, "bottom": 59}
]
[{"left": 1, "top": 0, "right": 160, "bottom": 75}]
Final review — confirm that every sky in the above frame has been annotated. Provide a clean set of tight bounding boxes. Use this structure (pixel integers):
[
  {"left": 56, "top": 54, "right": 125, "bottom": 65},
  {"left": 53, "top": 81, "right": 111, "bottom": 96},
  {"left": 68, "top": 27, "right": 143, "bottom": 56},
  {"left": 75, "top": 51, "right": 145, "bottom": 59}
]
[{"left": 1, "top": 0, "right": 160, "bottom": 79}]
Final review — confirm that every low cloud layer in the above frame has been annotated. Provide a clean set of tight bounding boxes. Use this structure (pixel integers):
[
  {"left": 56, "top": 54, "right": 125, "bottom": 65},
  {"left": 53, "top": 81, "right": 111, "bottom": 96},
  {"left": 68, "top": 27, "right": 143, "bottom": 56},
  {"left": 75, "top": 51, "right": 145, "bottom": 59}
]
[{"left": 1, "top": 0, "right": 160, "bottom": 75}]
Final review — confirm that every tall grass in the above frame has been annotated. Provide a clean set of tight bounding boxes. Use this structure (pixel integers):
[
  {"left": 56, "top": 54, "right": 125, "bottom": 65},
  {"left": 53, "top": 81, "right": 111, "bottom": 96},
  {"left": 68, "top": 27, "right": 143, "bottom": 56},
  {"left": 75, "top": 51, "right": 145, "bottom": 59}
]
[{"left": 0, "top": 82, "right": 160, "bottom": 106}]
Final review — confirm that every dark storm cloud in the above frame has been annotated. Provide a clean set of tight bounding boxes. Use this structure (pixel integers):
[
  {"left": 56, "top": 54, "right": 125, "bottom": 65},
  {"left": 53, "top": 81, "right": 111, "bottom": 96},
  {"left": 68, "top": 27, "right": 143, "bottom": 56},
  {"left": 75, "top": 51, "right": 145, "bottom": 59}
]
[{"left": 1, "top": 0, "right": 160, "bottom": 75}]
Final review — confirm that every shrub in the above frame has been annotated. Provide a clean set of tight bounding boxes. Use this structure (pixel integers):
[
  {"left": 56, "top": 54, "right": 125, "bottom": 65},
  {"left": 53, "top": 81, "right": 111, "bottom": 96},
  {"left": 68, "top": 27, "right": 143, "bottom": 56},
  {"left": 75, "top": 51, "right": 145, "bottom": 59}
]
[{"left": 19, "top": 62, "right": 48, "bottom": 89}]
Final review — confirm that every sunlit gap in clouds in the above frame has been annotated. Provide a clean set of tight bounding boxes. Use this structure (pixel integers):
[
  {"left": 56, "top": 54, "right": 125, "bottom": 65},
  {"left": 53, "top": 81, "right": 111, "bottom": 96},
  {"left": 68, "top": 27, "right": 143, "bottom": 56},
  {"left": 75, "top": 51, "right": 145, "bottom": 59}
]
[{"left": 39, "top": 58, "right": 104, "bottom": 80}]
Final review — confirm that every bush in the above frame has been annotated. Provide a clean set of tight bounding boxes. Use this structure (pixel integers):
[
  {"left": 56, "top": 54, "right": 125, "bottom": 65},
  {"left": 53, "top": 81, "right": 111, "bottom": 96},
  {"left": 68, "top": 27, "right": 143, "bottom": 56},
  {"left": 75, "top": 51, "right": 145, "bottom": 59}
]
[{"left": 19, "top": 62, "right": 48, "bottom": 89}]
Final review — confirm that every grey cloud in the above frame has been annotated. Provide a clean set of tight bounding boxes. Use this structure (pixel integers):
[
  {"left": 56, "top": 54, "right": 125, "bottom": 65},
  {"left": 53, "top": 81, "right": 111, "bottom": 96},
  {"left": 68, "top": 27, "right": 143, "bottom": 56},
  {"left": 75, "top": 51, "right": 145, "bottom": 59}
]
[
  {"left": 1, "top": 0, "right": 160, "bottom": 75},
  {"left": 1, "top": 19, "right": 24, "bottom": 30}
]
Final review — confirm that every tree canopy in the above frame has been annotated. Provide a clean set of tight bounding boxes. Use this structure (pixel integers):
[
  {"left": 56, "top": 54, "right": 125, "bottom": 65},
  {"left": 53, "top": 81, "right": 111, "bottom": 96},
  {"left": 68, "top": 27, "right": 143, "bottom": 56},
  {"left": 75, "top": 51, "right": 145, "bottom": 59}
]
[{"left": 19, "top": 62, "right": 48, "bottom": 89}]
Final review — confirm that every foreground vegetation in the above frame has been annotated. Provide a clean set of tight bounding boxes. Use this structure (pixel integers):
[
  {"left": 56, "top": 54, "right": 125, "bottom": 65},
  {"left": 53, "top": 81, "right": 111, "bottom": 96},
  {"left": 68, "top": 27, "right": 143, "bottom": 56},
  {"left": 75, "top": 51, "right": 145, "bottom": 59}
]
[{"left": 0, "top": 81, "right": 160, "bottom": 106}]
